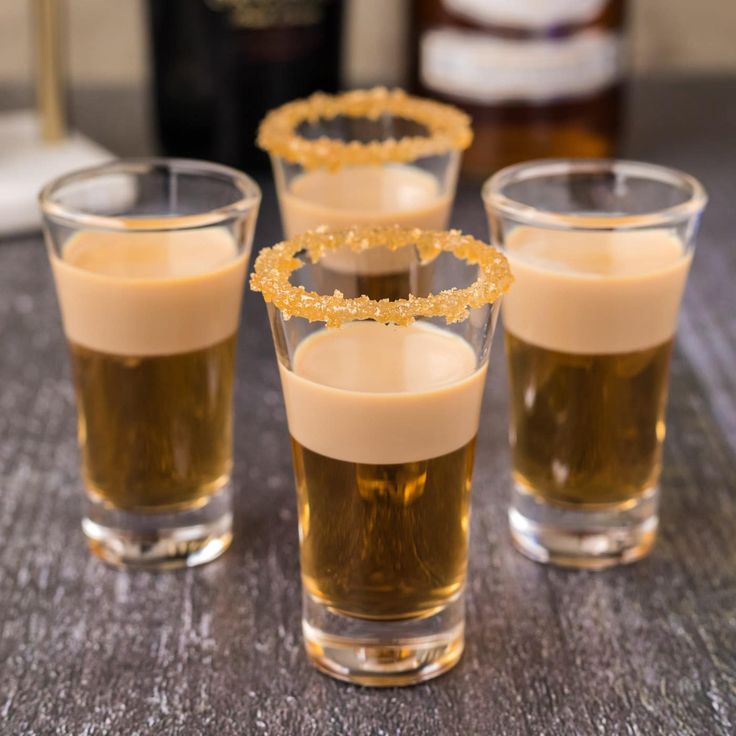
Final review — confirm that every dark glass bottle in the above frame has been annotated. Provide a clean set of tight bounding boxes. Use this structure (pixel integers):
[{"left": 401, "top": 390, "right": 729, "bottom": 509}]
[
  {"left": 411, "top": 0, "right": 628, "bottom": 177},
  {"left": 148, "top": 0, "right": 344, "bottom": 170}
]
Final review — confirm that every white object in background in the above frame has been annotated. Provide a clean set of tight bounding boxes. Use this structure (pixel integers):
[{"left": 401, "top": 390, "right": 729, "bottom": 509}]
[
  {"left": 421, "top": 28, "right": 623, "bottom": 104},
  {"left": 443, "top": 0, "right": 608, "bottom": 29},
  {"left": 0, "top": 109, "right": 111, "bottom": 236}
]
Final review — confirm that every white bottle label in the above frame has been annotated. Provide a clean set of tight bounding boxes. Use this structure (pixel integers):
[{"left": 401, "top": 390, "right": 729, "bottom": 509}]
[
  {"left": 421, "top": 28, "right": 623, "bottom": 104},
  {"left": 443, "top": 0, "right": 609, "bottom": 29}
]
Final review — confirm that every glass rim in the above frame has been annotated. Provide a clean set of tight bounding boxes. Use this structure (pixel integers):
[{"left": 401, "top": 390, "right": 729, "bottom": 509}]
[
  {"left": 38, "top": 157, "right": 262, "bottom": 232},
  {"left": 250, "top": 226, "right": 513, "bottom": 327},
  {"left": 257, "top": 88, "right": 472, "bottom": 170},
  {"left": 482, "top": 158, "right": 708, "bottom": 231}
]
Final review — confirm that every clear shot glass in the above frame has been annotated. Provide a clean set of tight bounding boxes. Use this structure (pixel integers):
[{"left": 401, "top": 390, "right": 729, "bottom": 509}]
[
  {"left": 40, "top": 159, "right": 261, "bottom": 569},
  {"left": 482, "top": 159, "right": 707, "bottom": 569},
  {"left": 257, "top": 88, "right": 472, "bottom": 300},
  {"left": 251, "top": 226, "right": 512, "bottom": 686}
]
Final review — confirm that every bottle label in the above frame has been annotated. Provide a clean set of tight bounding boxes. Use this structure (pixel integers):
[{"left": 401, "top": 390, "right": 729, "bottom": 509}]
[
  {"left": 421, "top": 28, "right": 623, "bottom": 104},
  {"left": 443, "top": 0, "right": 609, "bottom": 29},
  {"left": 205, "top": 0, "right": 328, "bottom": 28}
]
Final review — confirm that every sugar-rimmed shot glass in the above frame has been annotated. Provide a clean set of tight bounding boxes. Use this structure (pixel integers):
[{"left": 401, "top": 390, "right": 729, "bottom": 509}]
[
  {"left": 251, "top": 226, "right": 512, "bottom": 686},
  {"left": 40, "top": 159, "right": 261, "bottom": 569},
  {"left": 257, "top": 88, "right": 472, "bottom": 300},
  {"left": 482, "top": 159, "right": 707, "bottom": 569}
]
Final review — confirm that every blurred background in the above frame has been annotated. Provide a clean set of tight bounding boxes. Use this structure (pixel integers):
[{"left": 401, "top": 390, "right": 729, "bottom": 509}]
[
  {"left": 0, "top": 0, "right": 734, "bottom": 231},
  {"left": 2, "top": 0, "right": 735, "bottom": 91}
]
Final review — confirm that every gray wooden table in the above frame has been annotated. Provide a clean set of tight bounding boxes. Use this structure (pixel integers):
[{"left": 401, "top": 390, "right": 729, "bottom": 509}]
[{"left": 1, "top": 79, "right": 735, "bottom": 735}]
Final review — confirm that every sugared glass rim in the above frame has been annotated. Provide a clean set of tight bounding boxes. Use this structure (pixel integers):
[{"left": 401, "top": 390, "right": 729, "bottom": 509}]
[
  {"left": 257, "top": 87, "right": 473, "bottom": 171},
  {"left": 250, "top": 226, "right": 513, "bottom": 328},
  {"left": 39, "top": 158, "right": 261, "bottom": 232},
  {"left": 482, "top": 159, "right": 708, "bottom": 231}
]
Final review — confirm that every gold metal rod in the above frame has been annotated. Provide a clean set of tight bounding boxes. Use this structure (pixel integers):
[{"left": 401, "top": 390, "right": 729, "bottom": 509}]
[{"left": 33, "top": 0, "right": 66, "bottom": 143}]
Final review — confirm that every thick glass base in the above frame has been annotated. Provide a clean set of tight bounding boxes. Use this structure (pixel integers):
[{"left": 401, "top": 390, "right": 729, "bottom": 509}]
[
  {"left": 509, "top": 484, "right": 658, "bottom": 570},
  {"left": 82, "top": 485, "right": 233, "bottom": 570},
  {"left": 302, "top": 590, "right": 464, "bottom": 687}
]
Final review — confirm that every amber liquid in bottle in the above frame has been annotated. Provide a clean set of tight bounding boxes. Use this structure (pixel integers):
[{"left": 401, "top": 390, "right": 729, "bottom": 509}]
[{"left": 411, "top": 0, "right": 627, "bottom": 176}]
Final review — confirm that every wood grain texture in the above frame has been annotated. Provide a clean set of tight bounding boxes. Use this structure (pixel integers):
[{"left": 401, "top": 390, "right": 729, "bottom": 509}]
[{"left": 1, "top": 79, "right": 735, "bottom": 735}]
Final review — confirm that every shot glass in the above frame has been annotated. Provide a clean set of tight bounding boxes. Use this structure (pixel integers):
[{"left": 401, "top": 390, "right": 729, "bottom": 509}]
[
  {"left": 257, "top": 87, "right": 472, "bottom": 300},
  {"left": 251, "top": 226, "right": 512, "bottom": 686},
  {"left": 40, "top": 159, "right": 261, "bottom": 569},
  {"left": 483, "top": 159, "right": 707, "bottom": 569}
]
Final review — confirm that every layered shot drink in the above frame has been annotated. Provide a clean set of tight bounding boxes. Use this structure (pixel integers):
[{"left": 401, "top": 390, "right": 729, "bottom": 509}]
[
  {"left": 285, "top": 321, "right": 482, "bottom": 621},
  {"left": 257, "top": 88, "right": 472, "bottom": 299},
  {"left": 484, "top": 160, "right": 707, "bottom": 569},
  {"left": 40, "top": 160, "right": 260, "bottom": 569},
  {"left": 252, "top": 226, "right": 512, "bottom": 686}
]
